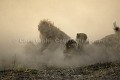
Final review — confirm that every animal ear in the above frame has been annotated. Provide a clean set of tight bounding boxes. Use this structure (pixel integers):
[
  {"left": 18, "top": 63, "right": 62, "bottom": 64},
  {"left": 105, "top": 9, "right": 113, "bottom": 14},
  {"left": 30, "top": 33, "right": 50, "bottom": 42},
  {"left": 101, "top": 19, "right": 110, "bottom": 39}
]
[
  {"left": 113, "top": 21, "right": 117, "bottom": 28},
  {"left": 77, "top": 33, "right": 78, "bottom": 36},
  {"left": 113, "top": 21, "right": 119, "bottom": 28},
  {"left": 76, "top": 34, "right": 78, "bottom": 38},
  {"left": 113, "top": 21, "right": 120, "bottom": 32},
  {"left": 77, "top": 33, "right": 80, "bottom": 37}
]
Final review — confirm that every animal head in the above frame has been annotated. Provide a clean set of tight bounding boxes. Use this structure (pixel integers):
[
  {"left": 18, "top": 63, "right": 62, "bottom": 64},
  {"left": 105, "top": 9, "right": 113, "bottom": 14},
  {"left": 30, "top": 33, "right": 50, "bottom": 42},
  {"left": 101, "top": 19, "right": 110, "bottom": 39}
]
[
  {"left": 65, "top": 39, "right": 77, "bottom": 49},
  {"left": 113, "top": 22, "right": 120, "bottom": 33},
  {"left": 76, "top": 33, "right": 87, "bottom": 41},
  {"left": 38, "top": 20, "right": 53, "bottom": 38}
]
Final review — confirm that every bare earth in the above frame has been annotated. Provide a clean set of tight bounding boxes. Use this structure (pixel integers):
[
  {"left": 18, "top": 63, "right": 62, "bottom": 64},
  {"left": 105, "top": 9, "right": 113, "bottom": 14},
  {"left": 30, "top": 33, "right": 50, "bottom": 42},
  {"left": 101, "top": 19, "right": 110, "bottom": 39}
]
[{"left": 0, "top": 61, "right": 120, "bottom": 80}]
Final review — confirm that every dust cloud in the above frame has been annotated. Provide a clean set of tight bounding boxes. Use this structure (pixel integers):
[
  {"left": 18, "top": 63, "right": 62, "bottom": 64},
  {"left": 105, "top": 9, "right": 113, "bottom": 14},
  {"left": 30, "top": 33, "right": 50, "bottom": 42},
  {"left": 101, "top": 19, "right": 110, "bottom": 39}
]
[{"left": 0, "top": 20, "right": 120, "bottom": 70}]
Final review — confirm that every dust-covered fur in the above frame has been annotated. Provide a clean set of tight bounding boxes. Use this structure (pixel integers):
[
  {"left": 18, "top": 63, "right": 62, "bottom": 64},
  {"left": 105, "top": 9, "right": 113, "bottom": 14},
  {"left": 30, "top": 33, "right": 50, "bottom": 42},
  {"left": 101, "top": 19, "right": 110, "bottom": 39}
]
[
  {"left": 38, "top": 20, "right": 70, "bottom": 40},
  {"left": 38, "top": 20, "right": 70, "bottom": 53}
]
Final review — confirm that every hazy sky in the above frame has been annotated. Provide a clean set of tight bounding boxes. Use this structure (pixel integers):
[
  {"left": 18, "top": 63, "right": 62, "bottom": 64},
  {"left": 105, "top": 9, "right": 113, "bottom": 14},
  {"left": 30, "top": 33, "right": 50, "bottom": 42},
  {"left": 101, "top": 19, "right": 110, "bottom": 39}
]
[{"left": 0, "top": 0, "right": 120, "bottom": 44}]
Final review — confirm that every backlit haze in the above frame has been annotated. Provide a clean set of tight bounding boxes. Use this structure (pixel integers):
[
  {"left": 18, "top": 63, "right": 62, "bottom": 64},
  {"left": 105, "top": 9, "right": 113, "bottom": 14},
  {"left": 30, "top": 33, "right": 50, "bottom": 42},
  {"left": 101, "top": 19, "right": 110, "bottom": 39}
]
[{"left": 0, "top": 0, "right": 120, "bottom": 45}]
